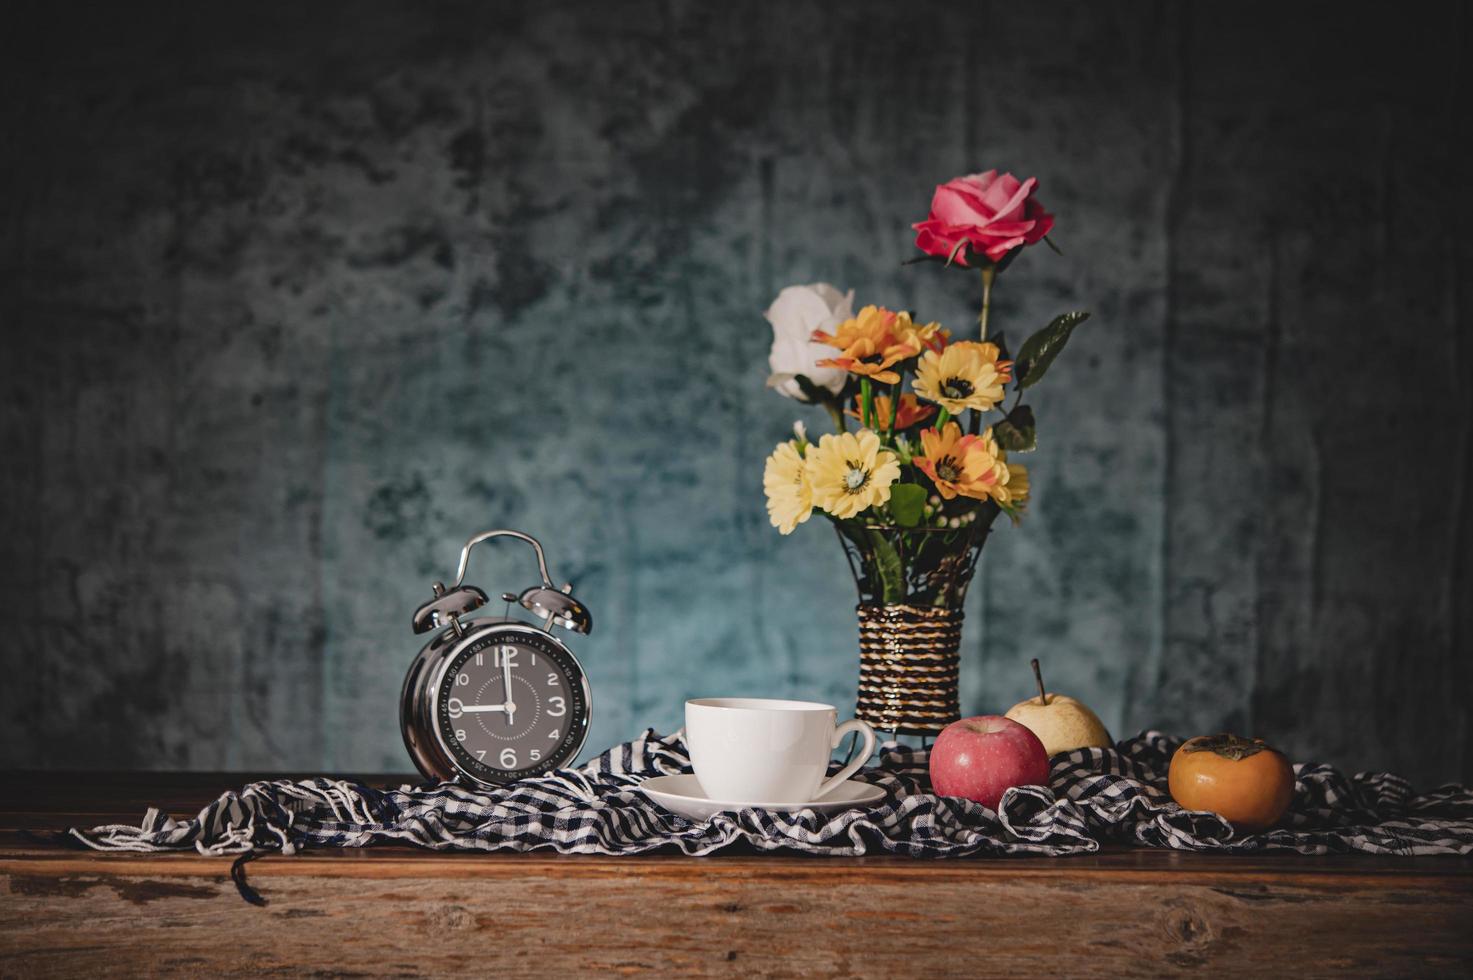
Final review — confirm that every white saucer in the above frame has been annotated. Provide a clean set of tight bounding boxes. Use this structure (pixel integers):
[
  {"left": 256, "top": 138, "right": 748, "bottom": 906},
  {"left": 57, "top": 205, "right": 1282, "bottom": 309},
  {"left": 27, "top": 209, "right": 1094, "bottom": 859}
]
[{"left": 639, "top": 773, "right": 886, "bottom": 821}]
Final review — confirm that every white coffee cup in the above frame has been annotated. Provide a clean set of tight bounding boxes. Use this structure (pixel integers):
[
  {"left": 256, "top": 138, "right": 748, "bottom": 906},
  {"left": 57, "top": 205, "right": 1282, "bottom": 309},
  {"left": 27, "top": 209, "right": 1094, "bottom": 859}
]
[{"left": 684, "top": 698, "right": 878, "bottom": 804}]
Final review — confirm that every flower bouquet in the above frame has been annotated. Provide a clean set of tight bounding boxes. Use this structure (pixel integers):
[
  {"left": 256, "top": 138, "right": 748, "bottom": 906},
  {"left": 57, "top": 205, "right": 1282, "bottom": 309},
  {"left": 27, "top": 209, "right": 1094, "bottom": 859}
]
[{"left": 762, "top": 171, "right": 1090, "bottom": 736}]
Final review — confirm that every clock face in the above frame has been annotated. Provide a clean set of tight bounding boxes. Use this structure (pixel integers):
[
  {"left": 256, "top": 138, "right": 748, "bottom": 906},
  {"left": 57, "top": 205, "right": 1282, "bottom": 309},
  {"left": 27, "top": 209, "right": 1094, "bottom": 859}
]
[{"left": 432, "top": 626, "right": 590, "bottom": 783}]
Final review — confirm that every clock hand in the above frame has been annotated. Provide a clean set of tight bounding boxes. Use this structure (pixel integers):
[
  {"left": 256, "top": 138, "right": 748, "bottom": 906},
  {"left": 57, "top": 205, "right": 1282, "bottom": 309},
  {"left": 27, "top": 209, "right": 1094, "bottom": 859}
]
[
  {"left": 502, "top": 657, "right": 516, "bottom": 727},
  {"left": 445, "top": 697, "right": 505, "bottom": 720}
]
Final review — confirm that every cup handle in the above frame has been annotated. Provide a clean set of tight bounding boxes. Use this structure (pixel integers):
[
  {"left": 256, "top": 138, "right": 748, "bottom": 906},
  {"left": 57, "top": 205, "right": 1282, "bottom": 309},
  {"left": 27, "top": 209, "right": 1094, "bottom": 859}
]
[{"left": 811, "top": 719, "right": 877, "bottom": 800}]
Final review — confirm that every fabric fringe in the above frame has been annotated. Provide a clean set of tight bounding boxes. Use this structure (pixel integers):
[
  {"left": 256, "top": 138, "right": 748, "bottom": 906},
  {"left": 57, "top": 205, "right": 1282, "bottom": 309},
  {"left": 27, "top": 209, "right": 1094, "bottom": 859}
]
[{"left": 61, "top": 729, "right": 1473, "bottom": 906}]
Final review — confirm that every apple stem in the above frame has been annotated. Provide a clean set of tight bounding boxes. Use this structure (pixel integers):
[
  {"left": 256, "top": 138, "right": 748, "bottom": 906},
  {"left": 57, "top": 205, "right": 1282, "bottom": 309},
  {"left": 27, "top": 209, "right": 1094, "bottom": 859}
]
[{"left": 1031, "top": 658, "right": 1049, "bottom": 705}]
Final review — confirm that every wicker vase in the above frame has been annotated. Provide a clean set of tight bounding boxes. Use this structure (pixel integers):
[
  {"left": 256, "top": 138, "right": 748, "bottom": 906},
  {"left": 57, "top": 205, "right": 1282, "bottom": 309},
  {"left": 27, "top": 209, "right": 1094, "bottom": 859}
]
[{"left": 833, "top": 517, "right": 993, "bottom": 736}]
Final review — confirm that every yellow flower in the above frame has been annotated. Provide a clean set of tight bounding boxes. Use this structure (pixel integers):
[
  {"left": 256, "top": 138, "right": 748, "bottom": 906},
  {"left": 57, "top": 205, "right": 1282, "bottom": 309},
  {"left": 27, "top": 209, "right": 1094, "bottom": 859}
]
[
  {"left": 763, "top": 441, "right": 813, "bottom": 534},
  {"left": 975, "top": 428, "right": 1029, "bottom": 516},
  {"left": 804, "top": 429, "right": 901, "bottom": 520},
  {"left": 845, "top": 392, "right": 937, "bottom": 431},
  {"left": 813, "top": 306, "right": 942, "bottom": 385},
  {"left": 913, "top": 422, "right": 1000, "bottom": 501},
  {"left": 913, "top": 340, "right": 1013, "bottom": 414},
  {"left": 1005, "top": 462, "right": 1030, "bottom": 512}
]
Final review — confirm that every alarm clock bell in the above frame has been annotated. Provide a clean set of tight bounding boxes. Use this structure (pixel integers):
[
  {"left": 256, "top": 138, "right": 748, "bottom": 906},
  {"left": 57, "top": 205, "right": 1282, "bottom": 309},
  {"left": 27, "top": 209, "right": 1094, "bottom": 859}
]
[{"left": 515, "top": 585, "right": 592, "bottom": 635}]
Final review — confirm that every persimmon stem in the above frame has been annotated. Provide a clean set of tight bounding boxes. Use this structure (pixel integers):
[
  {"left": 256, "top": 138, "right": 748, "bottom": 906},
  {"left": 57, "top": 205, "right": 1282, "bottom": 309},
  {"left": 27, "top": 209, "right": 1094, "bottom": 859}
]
[{"left": 1031, "top": 657, "right": 1049, "bottom": 705}]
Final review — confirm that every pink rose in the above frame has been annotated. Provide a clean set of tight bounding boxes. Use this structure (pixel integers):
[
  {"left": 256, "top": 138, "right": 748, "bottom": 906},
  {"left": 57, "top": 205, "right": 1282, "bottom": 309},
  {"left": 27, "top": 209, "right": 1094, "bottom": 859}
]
[{"left": 912, "top": 170, "right": 1055, "bottom": 266}]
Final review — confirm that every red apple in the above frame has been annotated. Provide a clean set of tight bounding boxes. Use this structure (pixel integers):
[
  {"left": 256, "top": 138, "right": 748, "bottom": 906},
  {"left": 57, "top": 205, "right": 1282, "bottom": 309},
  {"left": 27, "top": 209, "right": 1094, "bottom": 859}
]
[{"left": 929, "top": 715, "right": 1051, "bottom": 809}]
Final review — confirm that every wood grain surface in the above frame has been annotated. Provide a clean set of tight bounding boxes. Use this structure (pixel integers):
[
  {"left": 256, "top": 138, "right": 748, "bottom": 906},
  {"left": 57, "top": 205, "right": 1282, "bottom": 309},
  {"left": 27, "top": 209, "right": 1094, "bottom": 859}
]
[{"left": 2, "top": 773, "right": 1471, "bottom": 977}]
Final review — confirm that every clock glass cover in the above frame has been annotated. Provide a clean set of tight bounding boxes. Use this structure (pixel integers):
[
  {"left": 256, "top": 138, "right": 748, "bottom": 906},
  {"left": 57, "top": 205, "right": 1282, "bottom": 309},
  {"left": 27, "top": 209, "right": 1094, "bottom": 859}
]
[{"left": 433, "top": 626, "right": 589, "bottom": 782}]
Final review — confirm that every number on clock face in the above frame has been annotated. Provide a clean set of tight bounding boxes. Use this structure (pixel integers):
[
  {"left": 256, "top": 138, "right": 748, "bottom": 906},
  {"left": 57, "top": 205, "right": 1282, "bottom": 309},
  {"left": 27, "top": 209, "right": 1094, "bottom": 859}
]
[{"left": 435, "top": 629, "right": 586, "bottom": 781}]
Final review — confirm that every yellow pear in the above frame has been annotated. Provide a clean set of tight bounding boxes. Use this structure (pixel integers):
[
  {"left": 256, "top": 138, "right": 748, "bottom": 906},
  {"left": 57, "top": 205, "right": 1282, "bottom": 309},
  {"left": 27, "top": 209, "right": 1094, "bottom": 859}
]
[{"left": 1004, "top": 659, "right": 1113, "bottom": 757}]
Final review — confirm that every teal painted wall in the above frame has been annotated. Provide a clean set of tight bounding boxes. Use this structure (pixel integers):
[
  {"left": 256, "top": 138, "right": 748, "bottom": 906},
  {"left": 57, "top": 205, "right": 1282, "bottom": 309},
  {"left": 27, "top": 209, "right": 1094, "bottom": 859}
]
[{"left": 2, "top": 1, "right": 1469, "bottom": 785}]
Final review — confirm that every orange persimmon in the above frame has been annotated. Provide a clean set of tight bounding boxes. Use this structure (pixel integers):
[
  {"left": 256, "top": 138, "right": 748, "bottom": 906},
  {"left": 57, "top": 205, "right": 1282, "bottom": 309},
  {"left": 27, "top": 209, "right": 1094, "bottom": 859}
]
[{"left": 1167, "top": 733, "right": 1295, "bottom": 833}]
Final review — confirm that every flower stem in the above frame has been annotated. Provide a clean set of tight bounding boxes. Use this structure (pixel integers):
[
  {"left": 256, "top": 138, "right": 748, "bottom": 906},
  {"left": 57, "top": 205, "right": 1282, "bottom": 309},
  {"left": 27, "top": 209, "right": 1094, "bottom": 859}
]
[
  {"left": 978, "top": 263, "right": 995, "bottom": 340},
  {"left": 935, "top": 407, "right": 951, "bottom": 431},
  {"left": 888, "top": 376, "right": 902, "bottom": 435},
  {"left": 860, "top": 378, "right": 874, "bottom": 430}
]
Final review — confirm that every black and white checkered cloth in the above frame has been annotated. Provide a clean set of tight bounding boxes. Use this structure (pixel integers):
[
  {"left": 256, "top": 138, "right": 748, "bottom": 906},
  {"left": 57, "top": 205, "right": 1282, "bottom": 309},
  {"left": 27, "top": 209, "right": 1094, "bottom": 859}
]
[{"left": 70, "top": 730, "right": 1473, "bottom": 897}]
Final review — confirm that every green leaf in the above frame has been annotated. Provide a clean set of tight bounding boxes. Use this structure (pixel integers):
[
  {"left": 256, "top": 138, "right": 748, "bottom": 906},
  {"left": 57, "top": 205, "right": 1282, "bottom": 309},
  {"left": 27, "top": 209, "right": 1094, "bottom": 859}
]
[
  {"left": 865, "top": 529, "right": 905, "bottom": 603},
  {"left": 993, "top": 404, "right": 1037, "bottom": 453},
  {"left": 888, "top": 483, "right": 927, "bottom": 527},
  {"left": 1015, "top": 311, "right": 1091, "bottom": 389}
]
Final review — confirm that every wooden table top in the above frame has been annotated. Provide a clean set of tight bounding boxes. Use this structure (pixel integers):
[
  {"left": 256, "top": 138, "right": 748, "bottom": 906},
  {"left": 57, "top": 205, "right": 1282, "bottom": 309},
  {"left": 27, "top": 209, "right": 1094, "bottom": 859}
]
[
  {"left": 3, "top": 768, "right": 1470, "bottom": 879},
  {"left": 3, "top": 770, "right": 1471, "bottom": 977}
]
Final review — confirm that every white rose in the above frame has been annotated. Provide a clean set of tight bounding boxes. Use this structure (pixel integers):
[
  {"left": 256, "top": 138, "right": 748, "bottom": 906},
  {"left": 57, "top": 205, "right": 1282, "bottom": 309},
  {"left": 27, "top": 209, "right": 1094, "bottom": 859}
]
[{"left": 764, "top": 283, "right": 853, "bottom": 402}]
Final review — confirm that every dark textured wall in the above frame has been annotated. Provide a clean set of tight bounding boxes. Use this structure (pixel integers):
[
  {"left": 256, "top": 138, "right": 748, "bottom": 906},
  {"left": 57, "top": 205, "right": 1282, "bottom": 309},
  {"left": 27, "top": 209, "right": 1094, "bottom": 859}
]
[{"left": 2, "top": 2, "right": 1469, "bottom": 785}]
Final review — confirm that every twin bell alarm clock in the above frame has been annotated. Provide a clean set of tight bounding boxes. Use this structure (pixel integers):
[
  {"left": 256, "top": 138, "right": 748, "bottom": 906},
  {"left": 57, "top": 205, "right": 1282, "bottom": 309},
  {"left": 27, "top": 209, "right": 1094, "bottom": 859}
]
[{"left": 400, "top": 529, "right": 593, "bottom": 787}]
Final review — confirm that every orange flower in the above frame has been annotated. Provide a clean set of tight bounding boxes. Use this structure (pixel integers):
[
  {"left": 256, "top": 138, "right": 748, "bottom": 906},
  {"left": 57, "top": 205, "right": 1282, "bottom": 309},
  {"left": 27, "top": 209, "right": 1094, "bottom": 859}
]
[
  {"left": 985, "top": 437, "right": 1029, "bottom": 522},
  {"left": 972, "top": 427, "right": 1029, "bottom": 516},
  {"left": 913, "top": 422, "right": 1001, "bottom": 501},
  {"left": 845, "top": 392, "right": 937, "bottom": 432},
  {"left": 813, "top": 305, "right": 942, "bottom": 385},
  {"left": 894, "top": 316, "right": 949, "bottom": 355}
]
